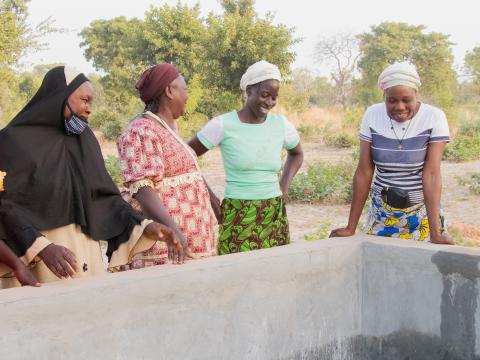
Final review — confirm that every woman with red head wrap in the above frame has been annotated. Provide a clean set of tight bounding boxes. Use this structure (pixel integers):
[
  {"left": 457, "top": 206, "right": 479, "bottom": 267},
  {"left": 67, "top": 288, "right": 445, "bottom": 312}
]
[{"left": 117, "top": 64, "right": 218, "bottom": 269}]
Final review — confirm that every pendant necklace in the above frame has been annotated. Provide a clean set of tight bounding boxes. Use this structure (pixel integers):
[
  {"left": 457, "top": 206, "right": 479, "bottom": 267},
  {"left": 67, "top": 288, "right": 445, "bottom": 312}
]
[{"left": 389, "top": 117, "right": 413, "bottom": 150}]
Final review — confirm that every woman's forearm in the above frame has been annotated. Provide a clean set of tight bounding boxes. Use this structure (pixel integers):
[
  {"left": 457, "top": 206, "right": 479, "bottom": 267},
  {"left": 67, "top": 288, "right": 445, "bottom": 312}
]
[
  {"left": 280, "top": 145, "right": 304, "bottom": 192},
  {"left": 134, "top": 186, "right": 185, "bottom": 239},
  {"left": 423, "top": 171, "right": 442, "bottom": 236}
]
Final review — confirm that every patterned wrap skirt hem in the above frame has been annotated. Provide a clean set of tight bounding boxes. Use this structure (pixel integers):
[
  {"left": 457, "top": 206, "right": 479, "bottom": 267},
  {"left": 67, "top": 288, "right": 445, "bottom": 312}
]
[
  {"left": 365, "top": 194, "right": 447, "bottom": 241},
  {"left": 218, "top": 196, "right": 290, "bottom": 255}
]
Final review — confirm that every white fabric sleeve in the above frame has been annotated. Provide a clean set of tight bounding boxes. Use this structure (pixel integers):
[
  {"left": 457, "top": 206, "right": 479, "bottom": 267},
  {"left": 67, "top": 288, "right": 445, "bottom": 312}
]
[
  {"left": 359, "top": 107, "right": 373, "bottom": 142},
  {"left": 429, "top": 109, "right": 450, "bottom": 143},
  {"left": 197, "top": 117, "right": 224, "bottom": 149},
  {"left": 283, "top": 117, "right": 300, "bottom": 150}
]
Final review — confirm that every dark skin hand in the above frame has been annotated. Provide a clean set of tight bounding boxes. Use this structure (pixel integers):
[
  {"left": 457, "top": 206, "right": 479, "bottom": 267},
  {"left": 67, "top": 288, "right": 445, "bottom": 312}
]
[
  {"left": 0, "top": 240, "right": 41, "bottom": 287},
  {"left": 142, "top": 221, "right": 186, "bottom": 262},
  {"left": 134, "top": 186, "right": 193, "bottom": 264},
  {"left": 38, "top": 243, "right": 78, "bottom": 279}
]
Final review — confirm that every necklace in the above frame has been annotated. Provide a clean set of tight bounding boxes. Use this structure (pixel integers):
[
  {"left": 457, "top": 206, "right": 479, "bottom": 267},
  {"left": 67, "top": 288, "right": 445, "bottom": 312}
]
[{"left": 389, "top": 117, "right": 413, "bottom": 150}]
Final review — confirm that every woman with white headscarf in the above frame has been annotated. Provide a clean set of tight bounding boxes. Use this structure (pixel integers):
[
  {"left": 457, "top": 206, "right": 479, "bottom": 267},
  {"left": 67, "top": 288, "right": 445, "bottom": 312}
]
[
  {"left": 330, "top": 62, "right": 453, "bottom": 244},
  {"left": 189, "top": 60, "right": 304, "bottom": 254}
]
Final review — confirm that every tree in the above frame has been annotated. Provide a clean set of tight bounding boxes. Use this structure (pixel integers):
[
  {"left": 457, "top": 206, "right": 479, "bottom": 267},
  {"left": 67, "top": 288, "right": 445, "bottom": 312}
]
[
  {"left": 356, "top": 22, "right": 457, "bottom": 109},
  {"left": 280, "top": 68, "right": 334, "bottom": 111},
  {"left": 0, "top": 0, "right": 58, "bottom": 125},
  {"left": 203, "top": 0, "right": 297, "bottom": 94},
  {"left": 465, "top": 46, "right": 480, "bottom": 90},
  {"left": 314, "top": 33, "right": 359, "bottom": 109},
  {"left": 80, "top": 0, "right": 298, "bottom": 119}
]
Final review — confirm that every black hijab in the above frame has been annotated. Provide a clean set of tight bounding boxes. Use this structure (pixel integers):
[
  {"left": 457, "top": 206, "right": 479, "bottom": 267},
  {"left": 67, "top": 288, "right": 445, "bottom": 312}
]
[{"left": 0, "top": 66, "right": 143, "bottom": 258}]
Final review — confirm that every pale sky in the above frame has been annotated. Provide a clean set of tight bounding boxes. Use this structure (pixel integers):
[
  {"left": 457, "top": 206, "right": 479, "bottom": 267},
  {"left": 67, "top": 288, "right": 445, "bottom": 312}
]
[{"left": 24, "top": 0, "right": 480, "bottom": 77}]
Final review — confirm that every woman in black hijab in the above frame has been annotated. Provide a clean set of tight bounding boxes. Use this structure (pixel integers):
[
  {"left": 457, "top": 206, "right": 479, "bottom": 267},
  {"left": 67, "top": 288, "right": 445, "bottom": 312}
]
[{"left": 0, "top": 66, "right": 183, "bottom": 288}]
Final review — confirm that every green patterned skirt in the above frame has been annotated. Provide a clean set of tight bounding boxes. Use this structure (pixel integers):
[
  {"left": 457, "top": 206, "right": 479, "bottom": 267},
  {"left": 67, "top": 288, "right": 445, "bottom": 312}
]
[{"left": 218, "top": 197, "right": 290, "bottom": 255}]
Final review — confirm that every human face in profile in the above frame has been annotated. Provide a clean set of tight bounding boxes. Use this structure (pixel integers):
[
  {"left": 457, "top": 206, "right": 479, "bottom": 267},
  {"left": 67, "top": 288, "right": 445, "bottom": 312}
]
[
  {"left": 64, "top": 81, "right": 95, "bottom": 122},
  {"left": 167, "top": 75, "right": 189, "bottom": 119}
]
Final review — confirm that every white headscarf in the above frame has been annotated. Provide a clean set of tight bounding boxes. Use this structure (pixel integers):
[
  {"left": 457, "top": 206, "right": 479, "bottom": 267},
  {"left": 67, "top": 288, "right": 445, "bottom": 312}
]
[
  {"left": 64, "top": 66, "right": 81, "bottom": 85},
  {"left": 378, "top": 62, "right": 421, "bottom": 91},
  {"left": 239, "top": 60, "right": 281, "bottom": 91}
]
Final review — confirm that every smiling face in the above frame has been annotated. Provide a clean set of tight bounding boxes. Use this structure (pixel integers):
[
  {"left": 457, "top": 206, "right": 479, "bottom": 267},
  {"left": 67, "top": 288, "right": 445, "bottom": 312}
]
[
  {"left": 245, "top": 79, "right": 280, "bottom": 118},
  {"left": 64, "top": 81, "right": 94, "bottom": 121},
  {"left": 384, "top": 85, "right": 419, "bottom": 122}
]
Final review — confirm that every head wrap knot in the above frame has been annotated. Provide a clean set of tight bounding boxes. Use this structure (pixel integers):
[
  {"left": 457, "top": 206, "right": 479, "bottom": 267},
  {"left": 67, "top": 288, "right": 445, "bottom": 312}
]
[
  {"left": 240, "top": 60, "right": 281, "bottom": 91},
  {"left": 378, "top": 62, "right": 421, "bottom": 91},
  {"left": 135, "top": 64, "right": 180, "bottom": 104}
]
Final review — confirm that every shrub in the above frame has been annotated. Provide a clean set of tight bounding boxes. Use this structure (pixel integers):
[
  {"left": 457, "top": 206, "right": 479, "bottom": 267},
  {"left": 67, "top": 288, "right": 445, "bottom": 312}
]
[
  {"left": 342, "top": 107, "right": 364, "bottom": 130},
  {"left": 101, "top": 121, "right": 123, "bottom": 141},
  {"left": 323, "top": 132, "right": 358, "bottom": 148},
  {"left": 89, "top": 109, "right": 118, "bottom": 130},
  {"left": 457, "top": 172, "right": 480, "bottom": 195},
  {"left": 304, "top": 222, "right": 332, "bottom": 241},
  {"left": 289, "top": 160, "right": 354, "bottom": 203},
  {"left": 297, "top": 124, "right": 322, "bottom": 140},
  {"left": 443, "top": 119, "right": 480, "bottom": 161},
  {"left": 104, "top": 155, "right": 123, "bottom": 186}
]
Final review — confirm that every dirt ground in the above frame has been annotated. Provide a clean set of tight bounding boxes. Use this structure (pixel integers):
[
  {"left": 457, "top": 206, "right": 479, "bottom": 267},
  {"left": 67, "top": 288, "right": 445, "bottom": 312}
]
[{"left": 99, "top": 134, "right": 480, "bottom": 246}]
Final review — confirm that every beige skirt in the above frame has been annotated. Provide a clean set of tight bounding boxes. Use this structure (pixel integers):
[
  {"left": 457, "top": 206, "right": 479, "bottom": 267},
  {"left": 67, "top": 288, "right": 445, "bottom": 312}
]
[{"left": 0, "top": 220, "right": 155, "bottom": 289}]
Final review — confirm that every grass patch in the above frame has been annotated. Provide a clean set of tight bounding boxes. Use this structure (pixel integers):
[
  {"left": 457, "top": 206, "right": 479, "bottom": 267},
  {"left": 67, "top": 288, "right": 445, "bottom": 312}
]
[{"left": 289, "top": 160, "right": 354, "bottom": 204}]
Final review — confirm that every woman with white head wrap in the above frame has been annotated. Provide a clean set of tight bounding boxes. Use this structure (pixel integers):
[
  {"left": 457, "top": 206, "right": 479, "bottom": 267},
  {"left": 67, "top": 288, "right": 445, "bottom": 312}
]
[
  {"left": 189, "top": 60, "right": 303, "bottom": 255},
  {"left": 331, "top": 61, "right": 453, "bottom": 245}
]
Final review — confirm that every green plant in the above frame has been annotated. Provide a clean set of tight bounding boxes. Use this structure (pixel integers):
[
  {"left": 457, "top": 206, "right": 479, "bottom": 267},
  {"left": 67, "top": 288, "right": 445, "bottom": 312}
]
[
  {"left": 304, "top": 222, "right": 332, "bottom": 241},
  {"left": 323, "top": 132, "right": 357, "bottom": 148},
  {"left": 104, "top": 155, "right": 123, "bottom": 186},
  {"left": 457, "top": 172, "right": 480, "bottom": 195},
  {"left": 447, "top": 226, "right": 468, "bottom": 246},
  {"left": 297, "top": 124, "right": 321, "bottom": 140},
  {"left": 444, "top": 124, "right": 480, "bottom": 161},
  {"left": 289, "top": 160, "right": 354, "bottom": 203},
  {"left": 101, "top": 121, "right": 123, "bottom": 141}
]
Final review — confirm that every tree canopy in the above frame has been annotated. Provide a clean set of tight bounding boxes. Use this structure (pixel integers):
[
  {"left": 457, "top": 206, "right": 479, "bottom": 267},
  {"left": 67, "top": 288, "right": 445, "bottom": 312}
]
[{"left": 357, "top": 22, "right": 456, "bottom": 109}]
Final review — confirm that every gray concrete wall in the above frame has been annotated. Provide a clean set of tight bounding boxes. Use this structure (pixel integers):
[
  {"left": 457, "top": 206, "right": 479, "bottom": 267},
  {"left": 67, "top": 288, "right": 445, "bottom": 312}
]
[{"left": 0, "top": 235, "right": 479, "bottom": 360}]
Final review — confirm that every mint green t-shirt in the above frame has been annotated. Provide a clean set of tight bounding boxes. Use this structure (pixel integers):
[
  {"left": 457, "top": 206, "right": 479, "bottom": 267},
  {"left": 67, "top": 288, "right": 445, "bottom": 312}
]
[{"left": 197, "top": 111, "right": 300, "bottom": 200}]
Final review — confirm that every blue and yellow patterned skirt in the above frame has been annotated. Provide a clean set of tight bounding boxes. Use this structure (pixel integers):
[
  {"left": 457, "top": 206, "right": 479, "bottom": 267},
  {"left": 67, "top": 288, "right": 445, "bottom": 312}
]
[{"left": 365, "top": 194, "right": 446, "bottom": 241}]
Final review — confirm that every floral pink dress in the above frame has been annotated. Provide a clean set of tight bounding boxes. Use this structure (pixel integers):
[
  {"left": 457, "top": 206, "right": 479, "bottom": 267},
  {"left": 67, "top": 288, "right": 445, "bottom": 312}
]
[{"left": 117, "top": 113, "right": 217, "bottom": 269}]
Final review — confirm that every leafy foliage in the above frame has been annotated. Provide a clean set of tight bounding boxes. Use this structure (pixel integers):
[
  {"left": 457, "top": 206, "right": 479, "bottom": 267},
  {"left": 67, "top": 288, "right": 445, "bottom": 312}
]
[
  {"left": 289, "top": 160, "right": 355, "bottom": 203},
  {"left": 356, "top": 22, "right": 456, "bottom": 109},
  {"left": 443, "top": 119, "right": 480, "bottom": 161}
]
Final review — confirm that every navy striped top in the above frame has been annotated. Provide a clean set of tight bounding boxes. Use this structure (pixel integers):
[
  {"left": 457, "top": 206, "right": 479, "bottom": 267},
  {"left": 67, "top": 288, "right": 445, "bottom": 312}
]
[{"left": 360, "top": 103, "right": 450, "bottom": 204}]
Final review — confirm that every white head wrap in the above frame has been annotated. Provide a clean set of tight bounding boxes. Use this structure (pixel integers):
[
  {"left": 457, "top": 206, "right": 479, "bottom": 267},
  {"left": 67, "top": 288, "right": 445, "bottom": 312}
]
[
  {"left": 378, "top": 62, "right": 421, "bottom": 91},
  {"left": 64, "top": 66, "right": 81, "bottom": 85},
  {"left": 239, "top": 60, "right": 281, "bottom": 91}
]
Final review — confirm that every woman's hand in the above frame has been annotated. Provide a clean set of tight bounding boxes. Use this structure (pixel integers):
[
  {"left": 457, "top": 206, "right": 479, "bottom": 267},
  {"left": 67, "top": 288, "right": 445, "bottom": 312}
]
[
  {"left": 430, "top": 233, "right": 454, "bottom": 245},
  {"left": 38, "top": 243, "right": 78, "bottom": 279},
  {"left": 329, "top": 227, "right": 356, "bottom": 238},
  {"left": 13, "top": 263, "right": 41, "bottom": 287},
  {"left": 143, "top": 222, "right": 190, "bottom": 264}
]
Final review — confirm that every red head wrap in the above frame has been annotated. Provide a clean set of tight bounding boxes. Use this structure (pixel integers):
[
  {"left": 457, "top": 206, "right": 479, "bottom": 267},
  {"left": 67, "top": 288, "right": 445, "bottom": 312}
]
[{"left": 135, "top": 64, "right": 180, "bottom": 104}]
